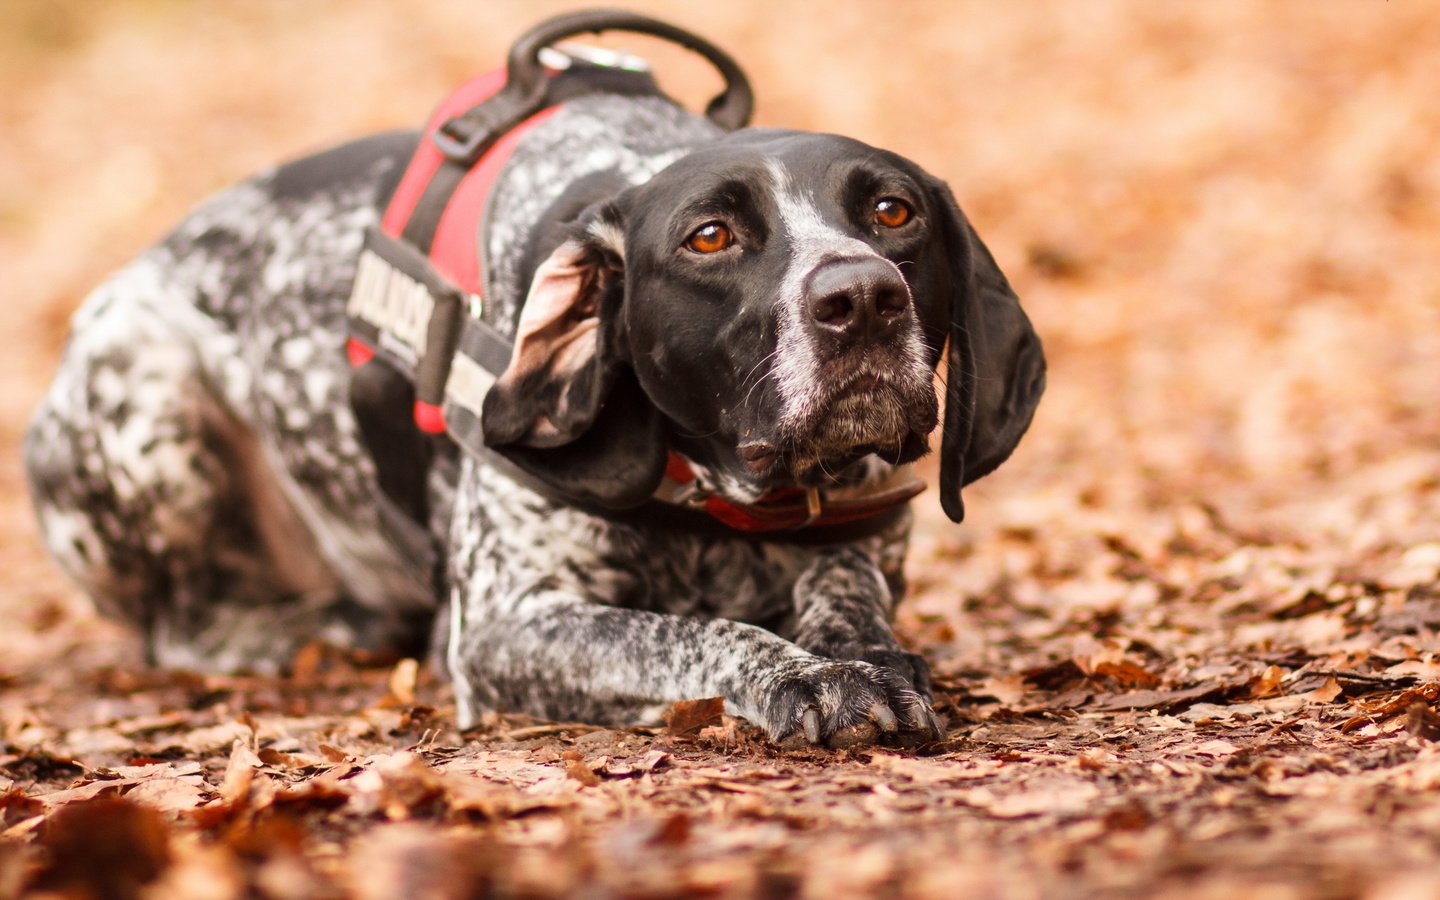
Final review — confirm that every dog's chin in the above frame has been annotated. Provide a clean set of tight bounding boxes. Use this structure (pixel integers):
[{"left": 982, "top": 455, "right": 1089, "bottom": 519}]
[{"left": 768, "top": 381, "right": 938, "bottom": 487}]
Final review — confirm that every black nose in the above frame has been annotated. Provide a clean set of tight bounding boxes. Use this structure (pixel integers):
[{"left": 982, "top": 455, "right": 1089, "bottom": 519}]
[{"left": 805, "top": 257, "right": 911, "bottom": 346}]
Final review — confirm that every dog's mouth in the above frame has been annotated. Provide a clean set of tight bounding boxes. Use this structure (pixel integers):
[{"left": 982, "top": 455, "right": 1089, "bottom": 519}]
[{"left": 742, "top": 371, "right": 938, "bottom": 487}]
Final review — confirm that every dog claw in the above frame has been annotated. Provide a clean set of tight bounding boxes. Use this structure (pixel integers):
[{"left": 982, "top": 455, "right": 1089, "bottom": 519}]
[
  {"left": 802, "top": 708, "right": 821, "bottom": 745},
  {"left": 928, "top": 708, "right": 945, "bottom": 739},
  {"left": 872, "top": 701, "right": 899, "bottom": 732}
]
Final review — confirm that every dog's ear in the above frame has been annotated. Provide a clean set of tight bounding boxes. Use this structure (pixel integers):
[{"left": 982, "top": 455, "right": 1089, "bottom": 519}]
[
  {"left": 928, "top": 179, "right": 1046, "bottom": 523},
  {"left": 481, "top": 204, "right": 667, "bottom": 509}
]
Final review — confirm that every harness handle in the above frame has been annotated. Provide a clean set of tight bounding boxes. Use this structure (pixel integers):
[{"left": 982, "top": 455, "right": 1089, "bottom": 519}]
[{"left": 434, "top": 9, "right": 754, "bottom": 162}]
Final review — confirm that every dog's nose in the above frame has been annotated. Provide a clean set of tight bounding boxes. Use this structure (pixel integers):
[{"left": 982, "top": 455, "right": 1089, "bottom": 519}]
[{"left": 805, "top": 258, "right": 911, "bottom": 346}]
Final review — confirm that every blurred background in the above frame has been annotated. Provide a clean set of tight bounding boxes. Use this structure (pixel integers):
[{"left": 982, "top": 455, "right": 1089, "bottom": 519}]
[{"left": 1, "top": 0, "right": 1437, "bottom": 673}]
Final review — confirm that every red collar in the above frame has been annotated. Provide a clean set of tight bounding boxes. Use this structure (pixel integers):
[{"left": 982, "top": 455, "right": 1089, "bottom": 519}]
[{"left": 656, "top": 452, "right": 925, "bottom": 533}]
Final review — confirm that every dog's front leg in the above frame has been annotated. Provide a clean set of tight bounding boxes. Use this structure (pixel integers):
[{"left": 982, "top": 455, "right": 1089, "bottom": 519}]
[
  {"left": 445, "top": 585, "right": 928, "bottom": 748},
  {"left": 785, "top": 547, "right": 943, "bottom": 744}
]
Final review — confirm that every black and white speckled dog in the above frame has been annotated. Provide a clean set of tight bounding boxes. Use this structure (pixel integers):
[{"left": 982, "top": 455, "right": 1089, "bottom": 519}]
[{"left": 24, "top": 15, "right": 1043, "bottom": 748}]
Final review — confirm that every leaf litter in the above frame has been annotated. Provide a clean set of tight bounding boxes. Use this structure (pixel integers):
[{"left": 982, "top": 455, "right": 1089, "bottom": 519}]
[{"left": 3, "top": 2, "right": 1440, "bottom": 897}]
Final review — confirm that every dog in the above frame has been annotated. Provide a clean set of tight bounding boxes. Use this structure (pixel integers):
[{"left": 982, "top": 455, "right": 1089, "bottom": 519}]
[{"left": 24, "top": 21, "right": 1044, "bottom": 749}]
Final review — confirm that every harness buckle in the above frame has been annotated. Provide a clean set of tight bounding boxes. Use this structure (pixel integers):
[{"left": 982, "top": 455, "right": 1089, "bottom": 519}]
[{"left": 433, "top": 115, "right": 500, "bottom": 165}]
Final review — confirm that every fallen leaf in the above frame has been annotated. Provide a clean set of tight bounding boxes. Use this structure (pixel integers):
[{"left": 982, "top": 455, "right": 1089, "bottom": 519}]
[
  {"left": 220, "top": 740, "right": 262, "bottom": 805},
  {"left": 977, "top": 674, "right": 1029, "bottom": 707},
  {"left": 1092, "top": 660, "right": 1163, "bottom": 689},
  {"left": 1246, "top": 665, "right": 1289, "bottom": 699},
  {"left": 664, "top": 697, "right": 726, "bottom": 736},
  {"left": 1091, "top": 684, "right": 1230, "bottom": 713},
  {"left": 347, "top": 823, "right": 493, "bottom": 900},
  {"left": 29, "top": 797, "right": 171, "bottom": 897},
  {"left": 376, "top": 658, "right": 420, "bottom": 709},
  {"left": 957, "top": 779, "right": 1102, "bottom": 818},
  {"left": 562, "top": 751, "right": 601, "bottom": 787},
  {"left": 1405, "top": 702, "right": 1440, "bottom": 742},
  {"left": 0, "top": 790, "right": 44, "bottom": 828},
  {"left": 868, "top": 753, "right": 1005, "bottom": 783},
  {"left": 124, "top": 777, "right": 209, "bottom": 812}
]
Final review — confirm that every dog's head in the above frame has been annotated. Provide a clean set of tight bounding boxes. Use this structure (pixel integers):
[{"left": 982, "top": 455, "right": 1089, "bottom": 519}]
[{"left": 481, "top": 129, "right": 1045, "bottom": 522}]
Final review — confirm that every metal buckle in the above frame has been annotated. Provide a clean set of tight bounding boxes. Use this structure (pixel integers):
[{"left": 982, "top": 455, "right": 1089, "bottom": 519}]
[
  {"left": 797, "top": 488, "right": 824, "bottom": 528},
  {"left": 431, "top": 118, "right": 491, "bottom": 165},
  {"left": 432, "top": 99, "right": 515, "bottom": 164},
  {"left": 540, "top": 42, "right": 651, "bottom": 73}
]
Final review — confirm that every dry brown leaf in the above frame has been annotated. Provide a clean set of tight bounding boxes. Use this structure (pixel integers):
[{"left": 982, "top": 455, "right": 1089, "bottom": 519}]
[
  {"left": 664, "top": 697, "right": 726, "bottom": 736},
  {"left": 562, "top": 751, "right": 601, "bottom": 787},
  {"left": 29, "top": 797, "right": 171, "bottom": 897},
  {"left": 347, "top": 823, "right": 493, "bottom": 900},
  {"left": 977, "top": 674, "right": 1029, "bottom": 707},
  {"left": 868, "top": 753, "right": 1006, "bottom": 784},
  {"left": 0, "top": 790, "right": 43, "bottom": 828},
  {"left": 1192, "top": 739, "right": 1243, "bottom": 758},
  {"left": 257, "top": 747, "right": 322, "bottom": 770},
  {"left": 220, "top": 740, "right": 262, "bottom": 806},
  {"left": 124, "top": 777, "right": 209, "bottom": 812},
  {"left": 374, "top": 657, "right": 420, "bottom": 709},
  {"left": 1405, "top": 702, "right": 1440, "bottom": 742},
  {"left": 1246, "top": 665, "right": 1289, "bottom": 699},
  {"left": 1091, "top": 684, "right": 1229, "bottom": 713},
  {"left": 957, "top": 779, "right": 1103, "bottom": 819},
  {"left": 1092, "top": 660, "right": 1163, "bottom": 689}
]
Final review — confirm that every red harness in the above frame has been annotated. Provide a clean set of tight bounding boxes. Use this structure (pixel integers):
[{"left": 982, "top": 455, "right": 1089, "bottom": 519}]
[
  {"left": 350, "top": 68, "right": 923, "bottom": 535},
  {"left": 347, "top": 69, "right": 558, "bottom": 434}
]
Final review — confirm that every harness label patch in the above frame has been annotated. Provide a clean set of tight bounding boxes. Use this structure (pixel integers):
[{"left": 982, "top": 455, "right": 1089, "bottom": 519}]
[{"left": 348, "top": 249, "right": 436, "bottom": 366}]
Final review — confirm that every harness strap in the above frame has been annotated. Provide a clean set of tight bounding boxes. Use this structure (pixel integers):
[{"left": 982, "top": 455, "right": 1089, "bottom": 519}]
[{"left": 346, "top": 19, "right": 919, "bottom": 544}]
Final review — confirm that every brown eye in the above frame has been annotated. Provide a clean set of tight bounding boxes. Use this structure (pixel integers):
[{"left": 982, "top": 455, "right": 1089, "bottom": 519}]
[
  {"left": 874, "top": 198, "right": 913, "bottom": 229},
  {"left": 686, "top": 222, "right": 734, "bottom": 254}
]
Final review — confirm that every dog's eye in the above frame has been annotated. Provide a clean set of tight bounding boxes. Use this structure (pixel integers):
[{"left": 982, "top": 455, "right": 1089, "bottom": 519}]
[
  {"left": 874, "top": 198, "right": 913, "bottom": 229},
  {"left": 686, "top": 222, "right": 734, "bottom": 254}
]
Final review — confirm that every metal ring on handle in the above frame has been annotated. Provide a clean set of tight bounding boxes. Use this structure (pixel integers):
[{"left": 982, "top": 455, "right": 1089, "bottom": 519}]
[{"left": 504, "top": 9, "right": 754, "bottom": 132}]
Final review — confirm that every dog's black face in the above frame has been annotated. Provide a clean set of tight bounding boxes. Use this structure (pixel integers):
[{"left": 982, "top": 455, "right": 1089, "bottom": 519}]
[
  {"left": 619, "top": 130, "right": 947, "bottom": 496},
  {"left": 482, "top": 128, "right": 1045, "bottom": 520}
]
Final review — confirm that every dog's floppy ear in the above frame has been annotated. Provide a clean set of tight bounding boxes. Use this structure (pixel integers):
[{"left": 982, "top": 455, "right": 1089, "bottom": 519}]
[
  {"left": 928, "top": 179, "right": 1046, "bottom": 523},
  {"left": 481, "top": 204, "right": 667, "bottom": 509}
]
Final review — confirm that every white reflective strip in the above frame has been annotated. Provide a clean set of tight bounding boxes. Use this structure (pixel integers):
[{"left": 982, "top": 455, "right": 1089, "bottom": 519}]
[{"left": 445, "top": 351, "right": 497, "bottom": 416}]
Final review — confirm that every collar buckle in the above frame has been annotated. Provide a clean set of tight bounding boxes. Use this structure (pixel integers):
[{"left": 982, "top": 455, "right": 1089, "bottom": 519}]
[{"left": 797, "top": 488, "right": 824, "bottom": 529}]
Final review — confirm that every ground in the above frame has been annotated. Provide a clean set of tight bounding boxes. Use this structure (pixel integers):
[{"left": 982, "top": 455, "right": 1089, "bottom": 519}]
[{"left": 2, "top": 2, "right": 1438, "bottom": 898}]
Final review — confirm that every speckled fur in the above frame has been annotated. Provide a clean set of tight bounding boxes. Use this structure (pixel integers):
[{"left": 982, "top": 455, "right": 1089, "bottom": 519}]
[{"left": 25, "top": 95, "right": 946, "bottom": 746}]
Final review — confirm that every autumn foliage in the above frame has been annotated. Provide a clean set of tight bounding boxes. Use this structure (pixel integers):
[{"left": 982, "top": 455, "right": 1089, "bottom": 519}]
[{"left": 2, "top": 2, "right": 1438, "bottom": 897}]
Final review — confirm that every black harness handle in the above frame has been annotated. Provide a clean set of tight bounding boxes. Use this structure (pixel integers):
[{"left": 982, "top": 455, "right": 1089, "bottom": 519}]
[{"left": 433, "top": 9, "right": 754, "bottom": 163}]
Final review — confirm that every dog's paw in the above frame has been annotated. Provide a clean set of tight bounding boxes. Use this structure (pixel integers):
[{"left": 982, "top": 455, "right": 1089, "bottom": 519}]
[
  {"left": 850, "top": 647, "right": 944, "bottom": 748},
  {"left": 758, "top": 656, "right": 943, "bottom": 750}
]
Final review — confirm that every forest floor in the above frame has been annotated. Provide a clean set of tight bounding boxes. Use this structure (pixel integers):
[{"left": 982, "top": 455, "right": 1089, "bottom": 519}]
[{"left": 2, "top": 2, "right": 1438, "bottom": 897}]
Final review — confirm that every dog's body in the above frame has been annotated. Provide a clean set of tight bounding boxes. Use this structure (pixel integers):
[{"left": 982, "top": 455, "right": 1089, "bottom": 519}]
[{"left": 26, "top": 70, "right": 1043, "bottom": 747}]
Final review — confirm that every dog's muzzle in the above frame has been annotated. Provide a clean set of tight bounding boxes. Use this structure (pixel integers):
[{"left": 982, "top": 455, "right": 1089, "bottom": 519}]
[{"left": 760, "top": 257, "right": 938, "bottom": 483}]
